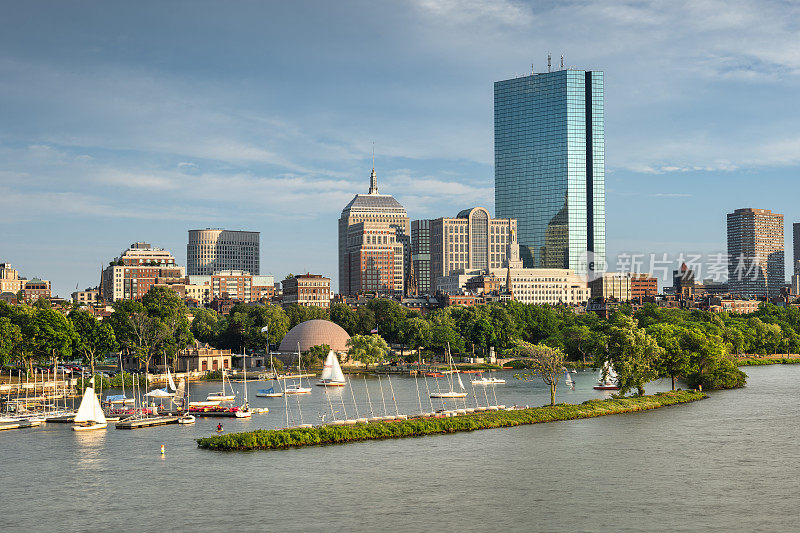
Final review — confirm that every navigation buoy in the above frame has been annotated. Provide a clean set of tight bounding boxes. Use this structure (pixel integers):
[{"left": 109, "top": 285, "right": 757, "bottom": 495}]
[{"left": 160, "top": 444, "right": 165, "bottom": 455}]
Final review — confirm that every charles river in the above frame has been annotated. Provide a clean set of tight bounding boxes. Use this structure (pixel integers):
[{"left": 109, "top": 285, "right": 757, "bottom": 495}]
[{"left": 3, "top": 365, "right": 797, "bottom": 532}]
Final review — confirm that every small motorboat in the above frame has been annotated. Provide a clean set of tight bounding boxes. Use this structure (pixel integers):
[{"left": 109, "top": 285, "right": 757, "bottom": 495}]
[
  {"left": 190, "top": 400, "right": 222, "bottom": 407},
  {"left": 206, "top": 392, "right": 236, "bottom": 402},
  {"left": 284, "top": 384, "right": 312, "bottom": 394},
  {"left": 178, "top": 414, "right": 196, "bottom": 424}
]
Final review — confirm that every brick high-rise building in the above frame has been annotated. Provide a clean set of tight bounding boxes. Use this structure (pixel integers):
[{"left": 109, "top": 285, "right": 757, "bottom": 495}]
[
  {"left": 282, "top": 273, "right": 331, "bottom": 308},
  {"left": 100, "top": 242, "right": 185, "bottom": 301},
  {"left": 630, "top": 274, "right": 658, "bottom": 299},
  {"left": 339, "top": 168, "right": 409, "bottom": 296},
  {"left": 187, "top": 229, "right": 259, "bottom": 276},
  {"left": 727, "top": 208, "right": 785, "bottom": 298}
]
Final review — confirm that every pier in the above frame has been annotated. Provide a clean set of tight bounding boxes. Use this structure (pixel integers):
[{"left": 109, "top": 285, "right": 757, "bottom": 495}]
[{"left": 115, "top": 416, "right": 180, "bottom": 429}]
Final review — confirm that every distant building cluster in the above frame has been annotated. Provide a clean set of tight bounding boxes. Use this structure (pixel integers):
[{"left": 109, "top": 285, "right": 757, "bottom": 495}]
[{"left": 4, "top": 62, "right": 800, "bottom": 318}]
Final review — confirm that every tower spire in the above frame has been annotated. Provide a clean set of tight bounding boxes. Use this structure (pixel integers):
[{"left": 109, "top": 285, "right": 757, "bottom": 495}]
[{"left": 369, "top": 143, "right": 378, "bottom": 194}]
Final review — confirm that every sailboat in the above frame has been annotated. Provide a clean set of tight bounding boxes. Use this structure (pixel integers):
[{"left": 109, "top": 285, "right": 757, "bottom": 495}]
[
  {"left": 257, "top": 351, "right": 284, "bottom": 397},
  {"left": 234, "top": 350, "right": 252, "bottom": 418},
  {"left": 284, "top": 343, "right": 311, "bottom": 394},
  {"left": 206, "top": 368, "right": 236, "bottom": 402},
  {"left": 72, "top": 382, "right": 107, "bottom": 431},
  {"left": 316, "top": 350, "right": 346, "bottom": 387},
  {"left": 430, "top": 346, "right": 468, "bottom": 398},
  {"left": 565, "top": 368, "right": 575, "bottom": 387},
  {"left": 593, "top": 361, "right": 619, "bottom": 390}
]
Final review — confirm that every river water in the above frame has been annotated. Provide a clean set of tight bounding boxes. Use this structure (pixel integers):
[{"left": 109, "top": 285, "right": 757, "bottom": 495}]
[{"left": 2, "top": 366, "right": 797, "bottom": 532}]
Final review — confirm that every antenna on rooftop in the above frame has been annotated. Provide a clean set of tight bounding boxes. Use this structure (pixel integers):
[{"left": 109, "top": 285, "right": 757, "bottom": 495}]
[
  {"left": 560, "top": 54, "right": 564, "bottom": 69},
  {"left": 531, "top": 63, "right": 535, "bottom": 75},
  {"left": 547, "top": 53, "right": 551, "bottom": 72}
]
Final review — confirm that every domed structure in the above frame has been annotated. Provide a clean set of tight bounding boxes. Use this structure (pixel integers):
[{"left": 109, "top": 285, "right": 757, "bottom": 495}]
[{"left": 278, "top": 319, "right": 351, "bottom": 353}]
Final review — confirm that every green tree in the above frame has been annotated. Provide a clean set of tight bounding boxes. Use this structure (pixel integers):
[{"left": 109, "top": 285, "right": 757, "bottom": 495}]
[
  {"left": 346, "top": 334, "right": 389, "bottom": 369},
  {"left": 605, "top": 315, "right": 662, "bottom": 395},
  {"left": 515, "top": 340, "right": 565, "bottom": 406},
  {"left": 33, "top": 308, "right": 78, "bottom": 368},
  {"left": 0, "top": 317, "right": 22, "bottom": 367},
  {"left": 68, "top": 309, "right": 117, "bottom": 376},
  {"left": 191, "top": 308, "right": 222, "bottom": 345},
  {"left": 303, "top": 343, "right": 330, "bottom": 368},
  {"left": 330, "top": 303, "right": 358, "bottom": 335},
  {"left": 647, "top": 323, "right": 689, "bottom": 390},
  {"left": 401, "top": 316, "right": 431, "bottom": 363}
]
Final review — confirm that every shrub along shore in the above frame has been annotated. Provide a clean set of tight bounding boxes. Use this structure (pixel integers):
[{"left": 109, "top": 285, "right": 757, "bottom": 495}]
[{"left": 197, "top": 390, "right": 706, "bottom": 451}]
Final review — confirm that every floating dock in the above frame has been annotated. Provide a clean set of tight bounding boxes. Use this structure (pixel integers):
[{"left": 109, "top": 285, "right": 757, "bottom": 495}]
[
  {"left": 0, "top": 420, "right": 42, "bottom": 431},
  {"left": 115, "top": 416, "right": 180, "bottom": 429}
]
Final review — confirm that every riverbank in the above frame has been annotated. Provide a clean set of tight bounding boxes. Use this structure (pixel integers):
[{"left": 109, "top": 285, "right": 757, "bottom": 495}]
[
  {"left": 197, "top": 389, "right": 706, "bottom": 451},
  {"left": 737, "top": 357, "right": 800, "bottom": 366}
]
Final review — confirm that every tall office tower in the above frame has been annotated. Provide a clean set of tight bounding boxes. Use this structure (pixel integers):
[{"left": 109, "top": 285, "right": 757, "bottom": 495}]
[
  {"left": 793, "top": 223, "right": 800, "bottom": 274},
  {"left": 428, "top": 207, "right": 518, "bottom": 292},
  {"left": 338, "top": 168, "right": 409, "bottom": 296},
  {"left": 187, "top": 229, "right": 260, "bottom": 276},
  {"left": 411, "top": 220, "right": 431, "bottom": 295},
  {"left": 727, "top": 208, "right": 785, "bottom": 298},
  {"left": 494, "top": 66, "right": 605, "bottom": 277}
]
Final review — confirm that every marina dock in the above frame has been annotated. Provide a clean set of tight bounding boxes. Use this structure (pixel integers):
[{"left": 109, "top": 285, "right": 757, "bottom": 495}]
[
  {"left": 0, "top": 420, "right": 42, "bottom": 431},
  {"left": 115, "top": 416, "right": 180, "bottom": 429}
]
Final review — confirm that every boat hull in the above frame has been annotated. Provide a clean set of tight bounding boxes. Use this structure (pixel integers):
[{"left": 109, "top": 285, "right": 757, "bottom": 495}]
[
  {"left": 284, "top": 388, "right": 312, "bottom": 394},
  {"left": 430, "top": 392, "right": 469, "bottom": 398},
  {"left": 257, "top": 392, "right": 284, "bottom": 397},
  {"left": 206, "top": 395, "right": 235, "bottom": 402},
  {"left": 72, "top": 423, "right": 108, "bottom": 431},
  {"left": 315, "top": 381, "right": 346, "bottom": 387},
  {"left": 593, "top": 385, "right": 619, "bottom": 390}
]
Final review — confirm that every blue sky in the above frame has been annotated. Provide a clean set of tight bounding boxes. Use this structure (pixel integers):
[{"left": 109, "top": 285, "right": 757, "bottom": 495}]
[{"left": 2, "top": 0, "right": 800, "bottom": 296}]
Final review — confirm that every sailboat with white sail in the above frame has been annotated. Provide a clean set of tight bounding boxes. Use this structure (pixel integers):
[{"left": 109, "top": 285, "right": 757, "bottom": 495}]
[
  {"left": 175, "top": 377, "right": 195, "bottom": 424},
  {"left": 72, "top": 381, "right": 107, "bottom": 431},
  {"left": 593, "top": 361, "right": 619, "bottom": 390},
  {"left": 564, "top": 368, "right": 575, "bottom": 387},
  {"left": 430, "top": 346, "right": 468, "bottom": 398},
  {"left": 316, "top": 350, "right": 346, "bottom": 387}
]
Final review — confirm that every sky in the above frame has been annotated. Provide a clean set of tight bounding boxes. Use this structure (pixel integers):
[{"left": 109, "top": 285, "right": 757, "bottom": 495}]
[{"left": 2, "top": 0, "right": 800, "bottom": 297}]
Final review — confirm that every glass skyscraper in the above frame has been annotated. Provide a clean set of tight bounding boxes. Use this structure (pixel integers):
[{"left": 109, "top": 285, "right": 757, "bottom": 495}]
[{"left": 494, "top": 68, "right": 605, "bottom": 277}]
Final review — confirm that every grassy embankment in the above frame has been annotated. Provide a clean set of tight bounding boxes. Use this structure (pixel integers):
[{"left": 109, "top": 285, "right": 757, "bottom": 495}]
[
  {"left": 197, "top": 389, "right": 706, "bottom": 451},
  {"left": 736, "top": 357, "right": 800, "bottom": 366}
]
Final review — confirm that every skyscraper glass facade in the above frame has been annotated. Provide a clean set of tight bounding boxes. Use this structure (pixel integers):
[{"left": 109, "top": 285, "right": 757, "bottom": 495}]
[{"left": 494, "top": 69, "right": 605, "bottom": 277}]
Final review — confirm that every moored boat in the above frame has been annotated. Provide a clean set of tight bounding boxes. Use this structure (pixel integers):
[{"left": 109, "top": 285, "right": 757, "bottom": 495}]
[
  {"left": 72, "top": 383, "right": 108, "bottom": 431},
  {"left": 316, "top": 350, "right": 346, "bottom": 387}
]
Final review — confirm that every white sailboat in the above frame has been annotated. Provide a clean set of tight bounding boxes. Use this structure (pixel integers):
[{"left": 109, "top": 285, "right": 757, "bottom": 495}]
[
  {"left": 565, "top": 369, "right": 575, "bottom": 387},
  {"left": 430, "top": 346, "right": 468, "bottom": 398},
  {"left": 175, "top": 377, "right": 195, "bottom": 424},
  {"left": 593, "top": 361, "right": 619, "bottom": 390},
  {"left": 206, "top": 368, "right": 236, "bottom": 401},
  {"left": 316, "top": 350, "right": 346, "bottom": 387},
  {"left": 284, "top": 343, "right": 311, "bottom": 394},
  {"left": 234, "top": 349, "right": 252, "bottom": 418},
  {"left": 72, "top": 383, "right": 107, "bottom": 431},
  {"left": 257, "top": 351, "right": 284, "bottom": 397}
]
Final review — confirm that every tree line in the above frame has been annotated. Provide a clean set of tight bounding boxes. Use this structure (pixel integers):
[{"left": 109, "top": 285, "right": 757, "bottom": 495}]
[{"left": 5, "top": 291, "right": 800, "bottom": 392}]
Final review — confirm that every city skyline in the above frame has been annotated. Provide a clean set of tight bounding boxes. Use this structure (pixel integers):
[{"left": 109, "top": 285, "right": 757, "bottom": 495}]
[{"left": 2, "top": 2, "right": 800, "bottom": 297}]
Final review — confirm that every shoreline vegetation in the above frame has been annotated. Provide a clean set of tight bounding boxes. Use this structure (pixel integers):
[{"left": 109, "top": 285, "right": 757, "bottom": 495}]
[
  {"left": 736, "top": 357, "right": 800, "bottom": 366},
  {"left": 196, "top": 390, "right": 706, "bottom": 451}
]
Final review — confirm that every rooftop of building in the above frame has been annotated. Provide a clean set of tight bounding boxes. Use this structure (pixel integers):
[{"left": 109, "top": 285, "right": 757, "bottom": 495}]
[{"left": 341, "top": 168, "right": 407, "bottom": 215}]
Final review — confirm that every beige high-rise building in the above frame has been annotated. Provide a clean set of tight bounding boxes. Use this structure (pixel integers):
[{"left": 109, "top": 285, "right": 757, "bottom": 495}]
[
  {"left": 187, "top": 229, "right": 260, "bottom": 276},
  {"left": 429, "top": 207, "right": 518, "bottom": 292},
  {"left": 727, "top": 208, "right": 785, "bottom": 298},
  {"left": 339, "top": 169, "right": 409, "bottom": 296},
  {"left": 0, "top": 263, "right": 25, "bottom": 295}
]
